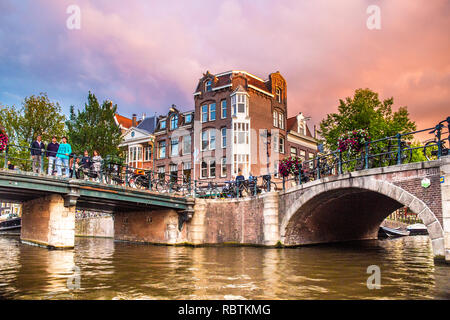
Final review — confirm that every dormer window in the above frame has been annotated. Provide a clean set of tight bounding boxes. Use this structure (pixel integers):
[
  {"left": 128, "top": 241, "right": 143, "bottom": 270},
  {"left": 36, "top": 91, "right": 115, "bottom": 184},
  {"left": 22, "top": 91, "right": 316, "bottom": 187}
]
[
  {"left": 205, "top": 80, "right": 212, "bottom": 92},
  {"left": 170, "top": 115, "right": 178, "bottom": 130},
  {"left": 276, "top": 88, "right": 282, "bottom": 103},
  {"left": 185, "top": 114, "right": 192, "bottom": 124},
  {"left": 160, "top": 120, "right": 166, "bottom": 129}
]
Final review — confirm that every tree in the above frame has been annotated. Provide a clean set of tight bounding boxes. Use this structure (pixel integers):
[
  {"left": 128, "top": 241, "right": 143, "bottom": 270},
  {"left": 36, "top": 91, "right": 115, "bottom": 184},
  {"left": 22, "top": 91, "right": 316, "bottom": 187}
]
[
  {"left": 19, "top": 93, "right": 66, "bottom": 144},
  {"left": 319, "top": 89, "right": 416, "bottom": 151},
  {"left": 66, "top": 92, "right": 123, "bottom": 157},
  {"left": 0, "top": 94, "right": 66, "bottom": 170}
]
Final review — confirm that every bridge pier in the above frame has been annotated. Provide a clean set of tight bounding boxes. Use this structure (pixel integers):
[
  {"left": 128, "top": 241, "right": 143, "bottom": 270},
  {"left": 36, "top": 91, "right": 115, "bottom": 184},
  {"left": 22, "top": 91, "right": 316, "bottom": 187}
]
[
  {"left": 21, "top": 194, "right": 76, "bottom": 249},
  {"left": 114, "top": 208, "right": 187, "bottom": 244}
]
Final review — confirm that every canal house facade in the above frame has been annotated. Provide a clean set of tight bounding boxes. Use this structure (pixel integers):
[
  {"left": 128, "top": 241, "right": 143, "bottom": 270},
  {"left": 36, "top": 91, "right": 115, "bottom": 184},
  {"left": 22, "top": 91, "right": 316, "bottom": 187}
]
[{"left": 118, "top": 70, "right": 319, "bottom": 182}]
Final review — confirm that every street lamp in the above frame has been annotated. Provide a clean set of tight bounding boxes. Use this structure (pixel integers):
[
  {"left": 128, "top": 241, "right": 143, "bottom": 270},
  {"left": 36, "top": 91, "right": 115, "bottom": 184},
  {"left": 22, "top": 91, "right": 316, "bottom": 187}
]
[{"left": 260, "top": 129, "right": 271, "bottom": 175}]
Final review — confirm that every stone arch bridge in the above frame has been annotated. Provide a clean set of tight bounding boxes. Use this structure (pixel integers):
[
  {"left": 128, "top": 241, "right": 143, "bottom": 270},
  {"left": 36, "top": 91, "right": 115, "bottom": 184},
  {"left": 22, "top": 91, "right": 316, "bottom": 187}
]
[{"left": 184, "top": 156, "right": 449, "bottom": 262}]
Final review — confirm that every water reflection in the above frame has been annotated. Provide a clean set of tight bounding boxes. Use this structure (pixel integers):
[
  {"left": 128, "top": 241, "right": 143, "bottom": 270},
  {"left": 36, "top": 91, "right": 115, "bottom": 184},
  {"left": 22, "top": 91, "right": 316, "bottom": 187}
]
[{"left": 0, "top": 236, "right": 448, "bottom": 300}]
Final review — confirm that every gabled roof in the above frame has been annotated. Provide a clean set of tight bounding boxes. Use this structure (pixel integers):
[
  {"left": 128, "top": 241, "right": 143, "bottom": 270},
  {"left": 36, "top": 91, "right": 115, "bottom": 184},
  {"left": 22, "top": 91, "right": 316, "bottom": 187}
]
[
  {"left": 114, "top": 114, "right": 133, "bottom": 129},
  {"left": 137, "top": 116, "right": 157, "bottom": 134}
]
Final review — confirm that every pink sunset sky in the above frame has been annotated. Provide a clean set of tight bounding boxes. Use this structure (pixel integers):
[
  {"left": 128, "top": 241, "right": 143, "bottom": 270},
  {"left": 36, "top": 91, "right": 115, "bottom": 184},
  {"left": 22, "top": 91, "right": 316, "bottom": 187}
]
[{"left": 0, "top": 0, "right": 449, "bottom": 130}]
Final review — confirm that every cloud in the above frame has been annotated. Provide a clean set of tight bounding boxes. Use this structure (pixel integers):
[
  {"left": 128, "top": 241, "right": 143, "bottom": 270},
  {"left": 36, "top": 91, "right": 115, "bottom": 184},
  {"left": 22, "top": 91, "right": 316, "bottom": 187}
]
[{"left": 0, "top": 0, "right": 448, "bottom": 132}]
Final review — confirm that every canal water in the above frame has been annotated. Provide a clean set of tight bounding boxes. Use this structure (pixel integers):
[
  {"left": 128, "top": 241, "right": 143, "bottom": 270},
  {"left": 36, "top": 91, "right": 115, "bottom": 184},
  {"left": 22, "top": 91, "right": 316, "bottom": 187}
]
[{"left": 0, "top": 235, "right": 448, "bottom": 300}]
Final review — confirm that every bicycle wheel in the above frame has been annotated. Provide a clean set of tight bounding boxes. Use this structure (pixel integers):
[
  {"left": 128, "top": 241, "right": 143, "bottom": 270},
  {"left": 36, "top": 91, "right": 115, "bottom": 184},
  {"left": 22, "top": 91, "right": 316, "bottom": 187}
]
[
  {"left": 423, "top": 141, "right": 438, "bottom": 161},
  {"left": 155, "top": 180, "right": 167, "bottom": 193},
  {"left": 135, "top": 175, "right": 148, "bottom": 190}
]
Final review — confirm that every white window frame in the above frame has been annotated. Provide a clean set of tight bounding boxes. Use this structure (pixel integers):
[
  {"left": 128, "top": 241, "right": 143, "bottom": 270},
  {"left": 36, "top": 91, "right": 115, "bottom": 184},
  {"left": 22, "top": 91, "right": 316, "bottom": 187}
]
[
  {"left": 144, "top": 146, "right": 152, "bottom": 161},
  {"left": 279, "top": 137, "right": 285, "bottom": 154},
  {"left": 209, "top": 160, "right": 216, "bottom": 178},
  {"left": 170, "top": 115, "right": 178, "bottom": 130},
  {"left": 221, "top": 157, "right": 227, "bottom": 177},
  {"left": 183, "top": 135, "right": 191, "bottom": 155},
  {"left": 273, "top": 111, "right": 278, "bottom": 127},
  {"left": 205, "top": 80, "right": 212, "bottom": 92},
  {"left": 201, "top": 161, "right": 208, "bottom": 179},
  {"left": 221, "top": 100, "right": 227, "bottom": 119},
  {"left": 170, "top": 137, "right": 179, "bottom": 157},
  {"left": 276, "top": 88, "right": 282, "bottom": 103},
  {"left": 201, "top": 105, "right": 208, "bottom": 123},
  {"left": 209, "top": 103, "right": 216, "bottom": 121},
  {"left": 279, "top": 113, "right": 284, "bottom": 130},
  {"left": 158, "top": 140, "right": 166, "bottom": 159},
  {"left": 221, "top": 127, "right": 226, "bottom": 148}
]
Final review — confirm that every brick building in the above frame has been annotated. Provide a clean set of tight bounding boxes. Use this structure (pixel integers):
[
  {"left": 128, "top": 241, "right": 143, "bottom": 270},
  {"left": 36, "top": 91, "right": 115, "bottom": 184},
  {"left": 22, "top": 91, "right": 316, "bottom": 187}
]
[
  {"left": 118, "top": 69, "right": 318, "bottom": 183},
  {"left": 192, "top": 70, "right": 318, "bottom": 182}
]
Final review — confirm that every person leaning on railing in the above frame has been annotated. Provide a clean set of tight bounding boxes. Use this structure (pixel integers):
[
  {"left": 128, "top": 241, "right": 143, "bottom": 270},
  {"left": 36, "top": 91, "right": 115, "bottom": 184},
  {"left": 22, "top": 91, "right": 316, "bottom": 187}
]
[
  {"left": 91, "top": 150, "right": 102, "bottom": 182},
  {"left": 56, "top": 137, "right": 72, "bottom": 178}
]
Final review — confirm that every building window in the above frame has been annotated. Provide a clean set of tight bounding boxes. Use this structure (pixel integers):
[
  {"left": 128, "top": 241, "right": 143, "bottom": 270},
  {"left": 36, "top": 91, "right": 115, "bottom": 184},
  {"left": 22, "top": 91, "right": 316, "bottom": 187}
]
[
  {"left": 221, "top": 157, "right": 227, "bottom": 177},
  {"left": 298, "top": 122, "right": 305, "bottom": 135},
  {"left": 202, "top": 129, "right": 215, "bottom": 151},
  {"left": 201, "top": 161, "right": 208, "bottom": 179},
  {"left": 279, "top": 137, "right": 285, "bottom": 154},
  {"left": 160, "top": 120, "right": 166, "bottom": 129},
  {"left": 183, "top": 135, "right": 191, "bottom": 155},
  {"left": 185, "top": 114, "right": 192, "bottom": 124},
  {"left": 157, "top": 166, "right": 165, "bottom": 180},
  {"left": 183, "top": 162, "right": 191, "bottom": 182},
  {"left": 158, "top": 140, "right": 166, "bottom": 159},
  {"left": 221, "top": 127, "right": 226, "bottom": 148},
  {"left": 170, "top": 115, "right": 178, "bottom": 130},
  {"left": 231, "top": 95, "right": 236, "bottom": 116},
  {"left": 237, "top": 94, "right": 247, "bottom": 114},
  {"left": 169, "top": 164, "right": 178, "bottom": 183},
  {"left": 234, "top": 122, "right": 249, "bottom": 145},
  {"left": 201, "top": 131, "right": 208, "bottom": 151},
  {"left": 209, "top": 160, "right": 216, "bottom": 178},
  {"left": 210, "top": 130, "right": 216, "bottom": 150},
  {"left": 201, "top": 105, "right": 208, "bottom": 123},
  {"left": 129, "top": 146, "right": 142, "bottom": 164},
  {"left": 170, "top": 138, "right": 179, "bottom": 157},
  {"left": 221, "top": 100, "right": 227, "bottom": 119},
  {"left": 233, "top": 154, "right": 249, "bottom": 176},
  {"left": 299, "top": 150, "right": 306, "bottom": 162},
  {"left": 290, "top": 147, "right": 297, "bottom": 157},
  {"left": 279, "top": 113, "right": 284, "bottom": 130},
  {"left": 205, "top": 80, "right": 212, "bottom": 92},
  {"left": 276, "top": 88, "right": 282, "bottom": 103},
  {"left": 209, "top": 103, "right": 216, "bottom": 121},
  {"left": 231, "top": 94, "right": 248, "bottom": 116},
  {"left": 273, "top": 111, "right": 278, "bottom": 127},
  {"left": 144, "top": 146, "right": 152, "bottom": 161}
]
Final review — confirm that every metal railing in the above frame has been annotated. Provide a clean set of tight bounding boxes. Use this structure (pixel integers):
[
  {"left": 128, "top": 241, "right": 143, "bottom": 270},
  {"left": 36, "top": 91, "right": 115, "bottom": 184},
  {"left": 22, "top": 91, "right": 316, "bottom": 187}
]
[{"left": 0, "top": 116, "right": 448, "bottom": 199}]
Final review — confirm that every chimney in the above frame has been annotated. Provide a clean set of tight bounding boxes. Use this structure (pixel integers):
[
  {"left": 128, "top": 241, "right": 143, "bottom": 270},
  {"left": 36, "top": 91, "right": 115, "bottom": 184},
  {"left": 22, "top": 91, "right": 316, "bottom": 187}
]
[{"left": 132, "top": 114, "right": 137, "bottom": 127}]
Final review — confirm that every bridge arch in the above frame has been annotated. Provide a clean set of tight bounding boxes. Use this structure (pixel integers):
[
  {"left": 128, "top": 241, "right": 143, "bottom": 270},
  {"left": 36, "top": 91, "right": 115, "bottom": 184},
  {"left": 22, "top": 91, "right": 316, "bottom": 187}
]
[{"left": 280, "top": 177, "right": 445, "bottom": 257}]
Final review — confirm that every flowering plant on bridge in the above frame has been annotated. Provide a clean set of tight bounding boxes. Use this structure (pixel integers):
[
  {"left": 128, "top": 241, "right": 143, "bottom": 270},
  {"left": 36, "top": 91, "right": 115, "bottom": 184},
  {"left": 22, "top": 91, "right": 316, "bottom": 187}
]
[
  {"left": 278, "top": 156, "right": 302, "bottom": 177},
  {"left": 337, "top": 129, "right": 371, "bottom": 153},
  {"left": 0, "top": 127, "right": 8, "bottom": 153}
]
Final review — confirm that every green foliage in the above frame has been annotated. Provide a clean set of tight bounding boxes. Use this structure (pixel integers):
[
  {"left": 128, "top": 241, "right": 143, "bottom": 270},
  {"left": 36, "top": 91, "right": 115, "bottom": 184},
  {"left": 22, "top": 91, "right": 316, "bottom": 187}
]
[
  {"left": 0, "top": 94, "right": 66, "bottom": 170},
  {"left": 319, "top": 89, "right": 416, "bottom": 152},
  {"left": 66, "top": 92, "right": 123, "bottom": 157},
  {"left": 19, "top": 93, "right": 66, "bottom": 144}
]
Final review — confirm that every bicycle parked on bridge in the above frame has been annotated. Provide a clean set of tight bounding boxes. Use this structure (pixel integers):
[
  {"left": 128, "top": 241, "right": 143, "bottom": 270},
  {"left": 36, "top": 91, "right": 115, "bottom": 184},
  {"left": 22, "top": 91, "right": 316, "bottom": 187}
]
[{"left": 422, "top": 117, "right": 450, "bottom": 161}]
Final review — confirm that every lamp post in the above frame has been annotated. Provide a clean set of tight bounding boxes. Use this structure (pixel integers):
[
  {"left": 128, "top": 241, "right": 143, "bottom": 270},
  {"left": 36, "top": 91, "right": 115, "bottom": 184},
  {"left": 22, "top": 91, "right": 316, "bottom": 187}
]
[{"left": 260, "top": 129, "right": 271, "bottom": 175}]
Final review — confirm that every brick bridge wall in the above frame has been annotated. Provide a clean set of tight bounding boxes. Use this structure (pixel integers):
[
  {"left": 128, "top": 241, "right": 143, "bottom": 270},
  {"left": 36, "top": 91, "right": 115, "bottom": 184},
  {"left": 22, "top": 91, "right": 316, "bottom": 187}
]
[{"left": 188, "top": 157, "right": 449, "bottom": 260}]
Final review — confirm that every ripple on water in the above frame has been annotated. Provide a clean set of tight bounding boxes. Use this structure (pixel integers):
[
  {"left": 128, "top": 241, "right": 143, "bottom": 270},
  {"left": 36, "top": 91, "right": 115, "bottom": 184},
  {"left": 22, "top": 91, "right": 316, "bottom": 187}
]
[{"left": 0, "top": 236, "right": 448, "bottom": 299}]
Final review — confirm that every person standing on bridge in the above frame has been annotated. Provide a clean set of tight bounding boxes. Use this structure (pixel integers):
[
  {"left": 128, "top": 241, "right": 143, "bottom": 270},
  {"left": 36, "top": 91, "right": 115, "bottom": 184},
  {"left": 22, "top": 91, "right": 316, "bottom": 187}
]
[
  {"left": 91, "top": 150, "right": 103, "bottom": 182},
  {"left": 46, "top": 136, "right": 59, "bottom": 176},
  {"left": 56, "top": 137, "right": 72, "bottom": 178},
  {"left": 30, "top": 135, "right": 45, "bottom": 174}
]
